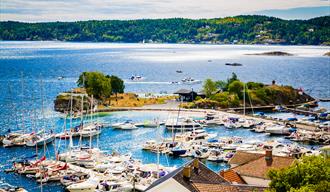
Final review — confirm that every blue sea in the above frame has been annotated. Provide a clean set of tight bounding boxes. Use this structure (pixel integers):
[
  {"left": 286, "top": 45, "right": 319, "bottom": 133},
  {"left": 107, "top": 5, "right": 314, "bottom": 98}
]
[{"left": 0, "top": 41, "right": 329, "bottom": 191}]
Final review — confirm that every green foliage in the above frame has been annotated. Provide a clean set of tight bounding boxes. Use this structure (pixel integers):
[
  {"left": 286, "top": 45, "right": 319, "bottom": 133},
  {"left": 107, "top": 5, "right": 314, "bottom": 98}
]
[
  {"left": 215, "top": 80, "right": 227, "bottom": 91},
  {"left": 247, "top": 81, "right": 264, "bottom": 89},
  {"left": 108, "top": 75, "right": 125, "bottom": 94},
  {"left": 268, "top": 155, "right": 330, "bottom": 192},
  {"left": 228, "top": 80, "right": 244, "bottom": 99},
  {"left": 1, "top": 16, "right": 329, "bottom": 45},
  {"left": 77, "top": 72, "right": 124, "bottom": 100},
  {"left": 203, "top": 78, "right": 217, "bottom": 97}
]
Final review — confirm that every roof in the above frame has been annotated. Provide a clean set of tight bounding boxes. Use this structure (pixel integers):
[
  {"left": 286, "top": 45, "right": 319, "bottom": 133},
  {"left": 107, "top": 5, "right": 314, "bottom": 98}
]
[
  {"left": 174, "top": 89, "right": 196, "bottom": 94},
  {"left": 228, "top": 151, "right": 264, "bottom": 167},
  {"left": 172, "top": 160, "right": 227, "bottom": 192},
  {"left": 146, "top": 159, "right": 266, "bottom": 192},
  {"left": 232, "top": 155, "right": 296, "bottom": 179},
  {"left": 220, "top": 169, "right": 246, "bottom": 184},
  {"left": 192, "top": 183, "right": 266, "bottom": 192}
]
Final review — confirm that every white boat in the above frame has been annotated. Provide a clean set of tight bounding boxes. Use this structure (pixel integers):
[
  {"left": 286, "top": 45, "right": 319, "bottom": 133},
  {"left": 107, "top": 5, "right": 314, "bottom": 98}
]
[
  {"left": 80, "top": 126, "right": 101, "bottom": 138},
  {"left": 118, "top": 123, "right": 138, "bottom": 130},
  {"left": 142, "top": 140, "right": 157, "bottom": 150},
  {"left": 66, "top": 177, "right": 99, "bottom": 192},
  {"left": 25, "top": 134, "right": 55, "bottom": 147},
  {"left": 265, "top": 125, "right": 291, "bottom": 135},
  {"left": 111, "top": 120, "right": 132, "bottom": 129},
  {"left": 207, "top": 149, "right": 223, "bottom": 162},
  {"left": 130, "top": 75, "right": 144, "bottom": 81},
  {"left": 165, "top": 117, "right": 202, "bottom": 131},
  {"left": 181, "top": 77, "right": 202, "bottom": 85}
]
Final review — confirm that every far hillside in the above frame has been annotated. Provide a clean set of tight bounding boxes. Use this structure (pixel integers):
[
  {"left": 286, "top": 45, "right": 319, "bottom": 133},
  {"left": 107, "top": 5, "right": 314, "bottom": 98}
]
[{"left": 1, "top": 15, "right": 329, "bottom": 45}]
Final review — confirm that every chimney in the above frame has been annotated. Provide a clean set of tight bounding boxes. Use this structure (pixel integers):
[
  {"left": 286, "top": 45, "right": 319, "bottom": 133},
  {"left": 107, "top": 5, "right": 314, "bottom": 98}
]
[
  {"left": 183, "top": 166, "right": 192, "bottom": 180},
  {"left": 265, "top": 150, "right": 273, "bottom": 166},
  {"left": 193, "top": 159, "right": 199, "bottom": 172}
]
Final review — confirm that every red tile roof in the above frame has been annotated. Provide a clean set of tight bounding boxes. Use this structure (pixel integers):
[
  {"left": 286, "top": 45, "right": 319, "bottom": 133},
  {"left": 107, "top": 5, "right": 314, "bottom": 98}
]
[
  {"left": 220, "top": 169, "right": 246, "bottom": 184},
  {"left": 232, "top": 155, "right": 296, "bottom": 179}
]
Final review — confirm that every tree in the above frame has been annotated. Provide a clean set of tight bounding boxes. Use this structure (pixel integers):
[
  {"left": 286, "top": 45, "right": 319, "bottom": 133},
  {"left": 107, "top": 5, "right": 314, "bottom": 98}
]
[
  {"left": 203, "top": 79, "right": 217, "bottom": 97},
  {"left": 215, "top": 80, "right": 228, "bottom": 91},
  {"left": 267, "top": 155, "right": 330, "bottom": 192},
  {"left": 77, "top": 71, "right": 112, "bottom": 100},
  {"left": 228, "top": 80, "right": 244, "bottom": 99},
  {"left": 108, "top": 75, "right": 125, "bottom": 101},
  {"left": 227, "top": 72, "right": 239, "bottom": 85}
]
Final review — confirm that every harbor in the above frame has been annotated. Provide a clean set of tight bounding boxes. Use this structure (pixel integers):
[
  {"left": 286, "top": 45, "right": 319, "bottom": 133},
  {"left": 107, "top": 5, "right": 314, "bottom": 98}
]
[{"left": 0, "top": 41, "right": 329, "bottom": 192}]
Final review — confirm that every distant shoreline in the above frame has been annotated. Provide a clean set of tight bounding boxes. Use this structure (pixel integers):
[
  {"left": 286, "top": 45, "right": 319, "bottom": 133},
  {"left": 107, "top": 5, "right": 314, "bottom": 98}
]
[{"left": 1, "top": 40, "right": 330, "bottom": 48}]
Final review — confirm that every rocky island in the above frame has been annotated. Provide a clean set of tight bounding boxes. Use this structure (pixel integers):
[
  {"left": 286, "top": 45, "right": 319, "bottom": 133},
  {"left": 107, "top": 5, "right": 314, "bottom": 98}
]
[{"left": 246, "top": 51, "right": 293, "bottom": 56}]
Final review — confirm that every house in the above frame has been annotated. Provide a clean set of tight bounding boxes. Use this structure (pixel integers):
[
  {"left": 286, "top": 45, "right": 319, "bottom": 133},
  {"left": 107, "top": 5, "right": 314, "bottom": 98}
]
[
  {"left": 221, "top": 150, "right": 296, "bottom": 187},
  {"left": 145, "top": 159, "right": 266, "bottom": 192},
  {"left": 174, "top": 89, "right": 198, "bottom": 102}
]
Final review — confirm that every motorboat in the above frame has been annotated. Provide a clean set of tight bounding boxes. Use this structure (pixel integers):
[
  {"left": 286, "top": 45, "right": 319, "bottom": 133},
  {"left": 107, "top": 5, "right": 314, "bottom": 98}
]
[
  {"left": 111, "top": 120, "right": 132, "bottom": 129},
  {"left": 118, "top": 123, "right": 138, "bottom": 130},
  {"left": 80, "top": 126, "right": 101, "bottom": 138},
  {"left": 130, "top": 75, "right": 144, "bottom": 81},
  {"left": 142, "top": 140, "right": 157, "bottom": 150},
  {"left": 165, "top": 117, "right": 202, "bottom": 131},
  {"left": 207, "top": 149, "right": 223, "bottom": 162},
  {"left": 181, "top": 77, "right": 202, "bottom": 85},
  {"left": 265, "top": 125, "right": 293, "bottom": 135},
  {"left": 66, "top": 177, "right": 99, "bottom": 192}
]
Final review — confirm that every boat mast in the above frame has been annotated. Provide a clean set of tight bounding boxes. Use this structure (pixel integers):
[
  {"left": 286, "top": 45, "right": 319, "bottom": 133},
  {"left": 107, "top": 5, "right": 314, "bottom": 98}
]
[
  {"left": 69, "top": 90, "right": 73, "bottom": 154},
  {"left": 20, "top": 72, "right": 25, "bottom": 134},
  {"left": 243, "top": 82, "right": 246, "bottom": 117},
  {"left": 40, "top": 79, "right": 46, "bottom": 157},
  {"left": 79, "top": 94, "right": 84, "bottom": 148},
  {"left": 89, "top": 95, "right": 93, "bottom": 148},
  {"left": 156, "top": 118, "right": 160, "bottom": 179}
]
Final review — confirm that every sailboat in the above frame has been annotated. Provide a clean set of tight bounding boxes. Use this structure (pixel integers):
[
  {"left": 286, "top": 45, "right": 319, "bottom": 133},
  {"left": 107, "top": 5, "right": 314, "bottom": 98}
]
[{"left": 25, "top": 80, "right": 55, "bottom": 147}]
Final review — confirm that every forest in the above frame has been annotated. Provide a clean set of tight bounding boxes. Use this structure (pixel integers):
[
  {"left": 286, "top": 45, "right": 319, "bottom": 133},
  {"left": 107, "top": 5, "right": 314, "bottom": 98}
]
[{"left": 1, "top": 15, "right": 329, "bottom": 45}]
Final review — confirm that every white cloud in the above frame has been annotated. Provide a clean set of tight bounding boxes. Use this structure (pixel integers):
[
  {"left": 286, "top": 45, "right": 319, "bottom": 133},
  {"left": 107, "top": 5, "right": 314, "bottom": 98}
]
[{"left": 0, "top": 0, "right": 329, "bottom": 22}]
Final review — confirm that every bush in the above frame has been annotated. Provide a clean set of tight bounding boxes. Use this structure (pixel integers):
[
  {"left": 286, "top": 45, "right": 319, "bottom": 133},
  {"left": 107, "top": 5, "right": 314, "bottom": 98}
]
[{"left": 268, "top": 155, "right": 330, "bottom": 192}]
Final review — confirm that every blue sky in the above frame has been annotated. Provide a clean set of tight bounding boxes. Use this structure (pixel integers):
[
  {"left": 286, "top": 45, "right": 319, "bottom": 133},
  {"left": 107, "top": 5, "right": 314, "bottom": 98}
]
[{"left": 0, "top": 0, "right": 329, "bottom": 22}]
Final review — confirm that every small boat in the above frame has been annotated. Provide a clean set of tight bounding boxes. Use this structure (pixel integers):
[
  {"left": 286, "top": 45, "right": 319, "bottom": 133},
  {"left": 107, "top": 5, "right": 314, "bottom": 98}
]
[
  {"left": 181, "top": 77, "right": 202, "bottom": 85},
  {"left": 265, "top": 125, "right": 292, "bottom": 135},
  {"left": 176, "top": 70, "right": 183, "bottom": 73},
  {"left": 58, "top": 76, "right": 65, "bottom": 80},
  {"left": 130, "top": 75, "right": 144, "bottom": 81},
  {"left": 111, "top": 120, "right": 132, "bottom": 129},
  {"left": 118, "top": 123, "right": 138, "bottom": 130},
  {"left": 171, "top": 146, "right": 187, "bottom": 156},
  {"left": 225, "top": 63, "right": 242, "bottom": 66},
  {"left": 207, "top": 149, "right": 223, "bottom": 162},
  {"left": 66, "top": 177, "right": 99, "bottom": 192},
  {"left": 165, "top": 117, "right": 202, "bottom": 131}
]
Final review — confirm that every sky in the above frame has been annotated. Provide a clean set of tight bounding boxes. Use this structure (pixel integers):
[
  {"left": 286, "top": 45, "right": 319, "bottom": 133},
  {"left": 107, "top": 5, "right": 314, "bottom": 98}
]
[{"left": 0, "top": 0, "right": 329, "bottom": 22}]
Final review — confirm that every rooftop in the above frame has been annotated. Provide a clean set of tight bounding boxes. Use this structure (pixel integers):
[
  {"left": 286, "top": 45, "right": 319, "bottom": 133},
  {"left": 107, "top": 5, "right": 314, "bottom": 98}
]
[
  {"left": 220, "top": 169, "right": 246, "bottom": 184},
  {"left": 228, "top": 151, "right": 264, "bottom": 167},
  {"left": 146, "top": 159, "right": 266, "bottom": 192},
  {"left": 174, "top": 89, "right": 196, "bottom": 94},
  {"left": 232, "top": 154, "right": 296, "bottom": 179}
]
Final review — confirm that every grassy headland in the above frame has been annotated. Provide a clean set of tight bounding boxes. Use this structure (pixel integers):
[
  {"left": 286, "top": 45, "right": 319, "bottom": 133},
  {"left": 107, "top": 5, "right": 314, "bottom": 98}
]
[{"left": 181, "top": 73, "right": 314, "bottom": 109}]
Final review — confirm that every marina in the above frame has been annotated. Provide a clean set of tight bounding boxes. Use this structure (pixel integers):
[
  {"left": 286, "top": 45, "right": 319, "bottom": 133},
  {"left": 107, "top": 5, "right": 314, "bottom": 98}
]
[{"left": 0, "top": 42, "right": 329, "bottom": 191}]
